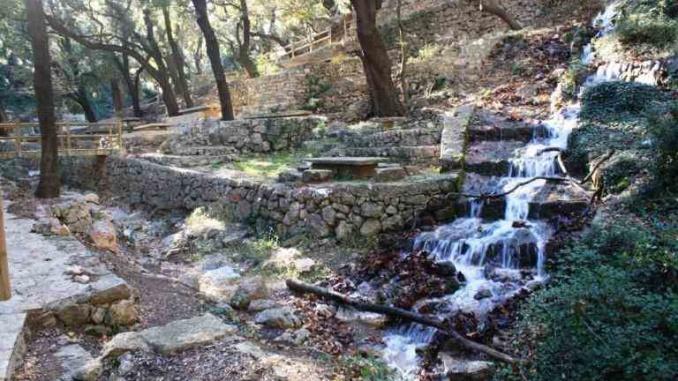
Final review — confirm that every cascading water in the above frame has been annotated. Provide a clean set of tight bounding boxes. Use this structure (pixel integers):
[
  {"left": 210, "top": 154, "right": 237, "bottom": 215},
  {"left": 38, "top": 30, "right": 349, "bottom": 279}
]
[{"left": 381, "top": 2, "right": 630, "bottom": 379}]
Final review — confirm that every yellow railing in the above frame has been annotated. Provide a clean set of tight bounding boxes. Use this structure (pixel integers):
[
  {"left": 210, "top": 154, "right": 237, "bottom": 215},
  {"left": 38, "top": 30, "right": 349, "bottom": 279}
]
[
  {"left": 282, "top": 14, "right": 355, "bottom": 59},
  {"left": 0, "top": 121, "right": 123, "bottom": 159}
]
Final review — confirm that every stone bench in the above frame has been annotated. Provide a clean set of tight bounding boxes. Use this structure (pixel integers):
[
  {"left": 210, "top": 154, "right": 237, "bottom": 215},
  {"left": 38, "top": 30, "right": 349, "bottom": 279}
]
[{"left": 307, "top": 157, "right": 386, "bottom": 180}]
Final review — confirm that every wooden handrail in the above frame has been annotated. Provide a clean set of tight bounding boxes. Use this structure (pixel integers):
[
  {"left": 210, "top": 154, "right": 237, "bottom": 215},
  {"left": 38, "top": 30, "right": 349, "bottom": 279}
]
[
  {"left": 0, "top": 197, "right": 10, "bottom": 301},
  {"left": 282, "top": 14, "right": 354, "bottom": 59},
  {"left": 0, "top": 120, "right": 124, "bottom": 159}
]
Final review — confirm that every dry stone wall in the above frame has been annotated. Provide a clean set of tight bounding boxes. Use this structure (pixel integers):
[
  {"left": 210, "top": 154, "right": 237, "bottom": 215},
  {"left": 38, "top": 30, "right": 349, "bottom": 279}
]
[
  {"left": 162, "top": 116, "right": 327, "bottom": 155},
  {"left": 60, "top": 156, "right": 459, "bottom": 240}
]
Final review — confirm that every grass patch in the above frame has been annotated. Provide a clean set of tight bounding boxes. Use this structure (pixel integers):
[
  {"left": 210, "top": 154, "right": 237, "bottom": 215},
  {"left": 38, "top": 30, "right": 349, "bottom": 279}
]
[{"left": 231, "top": 151, "right": 312, "bottom": 178}]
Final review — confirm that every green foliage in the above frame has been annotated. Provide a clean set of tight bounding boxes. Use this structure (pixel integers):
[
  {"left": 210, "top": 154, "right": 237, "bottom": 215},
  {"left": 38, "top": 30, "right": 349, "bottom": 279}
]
[
  {"left": 303, "top": 74, "right": 332, "bottom": 111},
  {"left": 647, "top": 102, "right": 678, "bottom": 192},
  {"left": 580, "top": 82, "right": 670, "bottom": 121},
  {"left": 617, "top": 0, "right": 678, "bottom": 51},
  {"left": 498, "top": 216, "right": 678, "bottom": 381},
  {"left": 340, "top": 354, "right": 395, "bottom": 381},
  {"left": 559, "top": 58, "right": 588, "bottom": 100}
]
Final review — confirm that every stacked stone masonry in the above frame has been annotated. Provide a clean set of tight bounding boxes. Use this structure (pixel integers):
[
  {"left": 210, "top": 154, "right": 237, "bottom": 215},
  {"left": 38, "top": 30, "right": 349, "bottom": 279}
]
[{"left": 60, "top": 157, "right": 459, "bottom": 240}]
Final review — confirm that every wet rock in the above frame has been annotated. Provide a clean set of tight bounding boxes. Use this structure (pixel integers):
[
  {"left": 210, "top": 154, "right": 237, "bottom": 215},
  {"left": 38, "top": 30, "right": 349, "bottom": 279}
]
[
  {"left": 254, "top": 307, "right": 301, "bottom": 329},
  {"left": 89, "top": 219, "right": 119, "bottom": 252},
  {"left": 474, "top": 288, "right": 493, "bottom": 300},
  {"left": 107, "top": 300, "right": 139, "bottom": 326},
  {"left": 432, "top": 261, "right": 457, "bottom": 277},
  {"left": 230, "top": 276, "right": 269, "bottom": 310},
  {"left": 438, "top": 353, "right": 495, "bottom": 381}
]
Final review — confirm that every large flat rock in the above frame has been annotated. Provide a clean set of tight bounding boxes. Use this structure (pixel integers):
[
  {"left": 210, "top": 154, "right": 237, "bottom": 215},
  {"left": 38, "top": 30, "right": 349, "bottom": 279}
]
[
  {"left": 0, "top": 313, "right": 26, "bottom": 381},
  {"left": 0, "top": 202, "right": 131, "bottom": 381}
]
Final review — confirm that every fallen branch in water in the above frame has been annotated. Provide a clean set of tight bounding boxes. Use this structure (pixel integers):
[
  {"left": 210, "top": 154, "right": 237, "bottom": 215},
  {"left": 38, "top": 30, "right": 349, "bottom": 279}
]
[
  {"left": 461, "top": 176, "right": 569, "bottom": 200},
  {"left": 286, "top": 279, "right": 521, "bottom": 364}
]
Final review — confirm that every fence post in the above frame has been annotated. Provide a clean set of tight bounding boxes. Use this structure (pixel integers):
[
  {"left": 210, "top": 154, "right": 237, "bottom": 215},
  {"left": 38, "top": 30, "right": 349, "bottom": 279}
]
[
  {"left": 66, "top": 124, "right": 72, "bottom": 156},
  {"left": 14, "top": 122, "right": 21, "bottom": 158},
  {"left": 0, "top": 197, "right": 10, "bottom": 301},
  {"left": 117, "top": 120, "right": 123, "bottom": 152}
]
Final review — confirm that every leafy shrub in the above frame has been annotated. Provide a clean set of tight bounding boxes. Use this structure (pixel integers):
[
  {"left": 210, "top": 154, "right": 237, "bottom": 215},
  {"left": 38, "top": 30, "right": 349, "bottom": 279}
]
[
  {"left": 580, "top": 82, "right": 669, "bottom": 122},
  {"left": 647, "top": 102, "right": 678, "bottom": 192},
  {"left": 498, "top": 217, "right": 678, "bottom": 381},
  {"left": 617, "top": 0, "right": 678, "bottom": 50}
]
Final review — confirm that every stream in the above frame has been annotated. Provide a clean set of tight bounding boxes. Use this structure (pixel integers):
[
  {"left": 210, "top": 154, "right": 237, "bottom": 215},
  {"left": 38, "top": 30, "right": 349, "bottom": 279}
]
[{"left": 380, "top": 2, "right": 627, "bottom": 378}]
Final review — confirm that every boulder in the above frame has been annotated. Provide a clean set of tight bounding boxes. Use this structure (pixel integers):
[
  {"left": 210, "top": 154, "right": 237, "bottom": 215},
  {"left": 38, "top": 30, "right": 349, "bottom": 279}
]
[
  {"left": 198, "top": 266, "right": 241, "bottom": 302},
  {"left": 438, "top": 353, "right": 495, "bottom": 381},
  {"left": 254, "top": 307, "right": 301, "bottom": 329},
  {"left": 89, "top": 219, "right": 119, "bottom": 252},
  {"left": 230, "top": 276, "right": 269, "bottom": 310},
  {"left": 55, "top": 344, "right": 101, "bottom": 381},
  {"left": 360, "top": 219, "right": 382, "bottom": 236},
  {"left": 55, "top": 303, "right": 92, "bottom": 326}
]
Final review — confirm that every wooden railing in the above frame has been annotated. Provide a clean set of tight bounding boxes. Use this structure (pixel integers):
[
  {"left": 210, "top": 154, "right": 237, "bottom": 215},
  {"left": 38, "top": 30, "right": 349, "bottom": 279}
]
[
  {"left": 0, "top": 121, "right": 123, "bottom": 159},
  {"left": 282, "top": 14, "right": 355, "bottom": 59}
]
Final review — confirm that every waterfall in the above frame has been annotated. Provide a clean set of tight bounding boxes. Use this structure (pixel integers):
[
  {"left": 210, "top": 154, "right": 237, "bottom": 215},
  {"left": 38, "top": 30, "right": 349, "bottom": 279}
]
[{"left": 381, "top": 2, "right": 629, "bottom": 379}]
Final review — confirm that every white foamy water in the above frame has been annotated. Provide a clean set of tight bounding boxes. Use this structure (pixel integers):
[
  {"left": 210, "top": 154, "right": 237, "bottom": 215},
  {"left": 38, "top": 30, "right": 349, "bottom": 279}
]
[{"left": 381, "top": 2, "right": 629, "bottom": 379}]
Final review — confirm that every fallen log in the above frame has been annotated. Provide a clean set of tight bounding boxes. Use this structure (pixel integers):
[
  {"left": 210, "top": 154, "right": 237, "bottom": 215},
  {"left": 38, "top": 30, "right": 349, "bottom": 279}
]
[{"left": 286, "top": 279, "right": 521, "bottom": 364}]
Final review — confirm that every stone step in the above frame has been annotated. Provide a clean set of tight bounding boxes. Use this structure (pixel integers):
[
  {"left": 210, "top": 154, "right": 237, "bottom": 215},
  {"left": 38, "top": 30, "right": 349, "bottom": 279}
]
[
  {"left": 468, "top": 112, "right": 547, "bottom": 143},
  {"left": 329, "top": 145, "right": 440, "bottom": 163},
  {"left": 137, "top": 153, "right": 233, "bottom": 168},
  {"left": 457, "top": 174, "right": 591, "bottom": 220},
  {"left": 163, "top": 145, "right": 237, "bottom": 157},
  {"left": 465, "top": 141, "right": 526, "bottom": 176},
  {"left": 341, "top": 127, "right": 442, "bottom": 148}
]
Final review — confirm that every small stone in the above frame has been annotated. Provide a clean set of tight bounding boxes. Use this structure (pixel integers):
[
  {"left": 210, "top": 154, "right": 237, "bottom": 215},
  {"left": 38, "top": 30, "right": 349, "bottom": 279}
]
[
  {"left": 91, "top": 308, "right": 107, "bottom": 324},
  {"left": 74, "top": 274, "right": 91, "bottom": 284},
  {"left": 198, "top": 266, "right": 241, "bottom": 302},
  {"left": 89, "top": 219, "right": 119, "bottom": 252},
  {"left": 107, "top": 300, "right": 139, "bottom": 326},
  {"left": 254, "top": 307, "right": 301, "bottom": 329},
  {"left": 101, "top": 332, "right": 151, "bottom": 359},
  {"left": 359, "top": 219, "right": 382, "bottom": 236},
  {"left": 248, "top": 299, "right": 278, "bottom": 313},
  {"left": 83, "top": 193, "right": 101, "bottom": 204},
  {"left": 474, "top": 288, "right": 493, "bottom": 300},
  {"left": 56, "top": 303, "right": 92, "bottom": 326},
  {"left": 302, "top": 169, "right": 334, "bottom": 183}
]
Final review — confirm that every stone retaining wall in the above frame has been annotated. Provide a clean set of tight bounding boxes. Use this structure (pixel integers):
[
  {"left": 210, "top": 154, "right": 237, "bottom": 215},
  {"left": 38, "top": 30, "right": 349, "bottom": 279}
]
[
  {"left": 60, "top": 156, "right": 459, "bottom": 240},
  {"left": 161, "top": 116, "right": 326, "bottom": 155}
]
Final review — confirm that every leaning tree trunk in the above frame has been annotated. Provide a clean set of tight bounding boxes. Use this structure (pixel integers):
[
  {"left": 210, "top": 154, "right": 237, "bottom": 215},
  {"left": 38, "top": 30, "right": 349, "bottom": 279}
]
[
  {"left": 478, "top": 0, "right": 522, "bottom": 30},
  {"left": 72, "top": 86, "right": 98, "bottom": 123},
  {"left": 116, "top": 53, "right": 143, "bottom": 117},
  {"left": 26, "top": 0, "right": 60, "bottom": 198},
  {"left": 192, "top": 0, "right": 234, "bottom": 120},
  {"left": 162, "top": 6, "right": 193, "bottom": 108},
  {"left": 351, "top": 0, "right": 404, "bottom": 117},
  {"left": 142, "top": 9, "right": 180, "bottom": 116},
  {"left": 194, "top": 37, "right": 204, "bottom": 75}
]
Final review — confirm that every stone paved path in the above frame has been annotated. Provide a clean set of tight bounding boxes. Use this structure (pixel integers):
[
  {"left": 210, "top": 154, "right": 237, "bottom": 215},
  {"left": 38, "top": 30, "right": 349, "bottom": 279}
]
[{"left": 0, "top": 201, "right": 130, "bottom": 381}]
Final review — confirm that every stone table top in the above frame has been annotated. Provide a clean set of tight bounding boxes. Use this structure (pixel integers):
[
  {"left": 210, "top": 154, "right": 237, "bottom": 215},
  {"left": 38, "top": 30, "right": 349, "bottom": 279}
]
[{"left": 307, "top": 157, "right": 387, "bottom": 166}]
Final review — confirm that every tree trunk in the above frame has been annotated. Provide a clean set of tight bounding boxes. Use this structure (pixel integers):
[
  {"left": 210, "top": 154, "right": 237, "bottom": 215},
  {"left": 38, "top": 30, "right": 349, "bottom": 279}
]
[
  {"left": 0, "top": 101, "right": 8, "bottom": 137},
  {"left": 478, "top": 0, "right": 522, "bottom": 30},
  {"left": 72, "top": 87, "right": 98, "bottom": 123},
  {"left": 351, "top": 0, "right": 404, "bottom": 117},
  {"left": 114, "top": 54, "right": 143, "bottom": 117},
  {"left": 237, "top": 0, "right": 259, "bottom": 78},
  {"left": 26, "top": 0, "right": 60, "bottom": 198},
  {"left": 111, "top": 78, "right": 124, "bottom": 117},
  {"left": 142, "top": 9, "right": 180, "bottom": 116},
  {"left": 194, "top": 37, "right": 204, "bottom": 75},
  {"left": 192, "top": 0, "right": 234, "bottom": 121},
  {"left": 162, "top": 5, "right": 193, "bottom": 108}
]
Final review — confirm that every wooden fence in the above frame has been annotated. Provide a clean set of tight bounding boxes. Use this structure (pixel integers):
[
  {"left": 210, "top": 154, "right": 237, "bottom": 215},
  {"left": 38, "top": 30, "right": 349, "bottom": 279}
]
[
  {"left": 0, "top": 198, "right": 9, "bottom": 301},
  {"left": 282, "top": 14, "right": 355, "bottom": 59},
  {"left": 0, "top": 121, "right": 123, "bottom": 159}
]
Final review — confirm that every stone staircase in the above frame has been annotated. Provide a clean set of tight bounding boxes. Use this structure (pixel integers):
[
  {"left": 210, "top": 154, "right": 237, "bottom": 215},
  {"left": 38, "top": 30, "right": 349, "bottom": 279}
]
[{"left": 324, "top": 116, "right": 445, "bottom": 165}]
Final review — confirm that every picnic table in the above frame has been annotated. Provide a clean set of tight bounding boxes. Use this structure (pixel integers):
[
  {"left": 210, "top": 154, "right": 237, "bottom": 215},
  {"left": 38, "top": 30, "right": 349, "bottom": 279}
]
[{"left": 307, "top": 157, "right": 386, "bottom": 179}]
